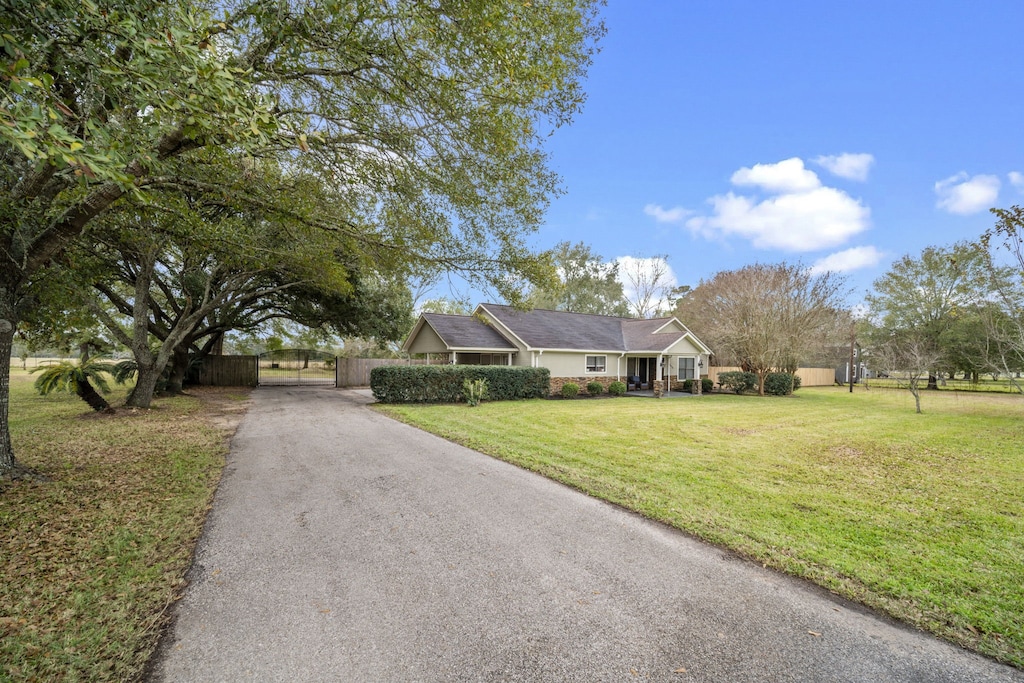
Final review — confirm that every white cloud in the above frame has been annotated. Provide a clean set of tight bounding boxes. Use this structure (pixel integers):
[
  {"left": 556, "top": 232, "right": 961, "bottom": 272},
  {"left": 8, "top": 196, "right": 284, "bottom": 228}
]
[
  {"left": 643, "top": 204, "right": 690, "bottom": 224},
  {"left": 813, "top": 153, "right": 875, "bottom": 182},
  {"left": 809, "top": 246, "right": 884, "bottom": 275},
  {"left": 1009, "top": 171, "right": 1024, "bottom": 190},
  {"left": 686, "top": 186, "right": 870, "bottom": 252},
  {"left": 730, "top": 157, "right": 821, "bottom": 193},
  {"left": 934, "top": 172, "right": 1000, "bottom": 215}
]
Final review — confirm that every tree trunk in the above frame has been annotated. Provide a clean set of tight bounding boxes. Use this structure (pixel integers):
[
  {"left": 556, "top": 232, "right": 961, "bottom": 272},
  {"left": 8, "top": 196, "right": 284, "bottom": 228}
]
[
  {"left": 76, "top": 380, "right": 111, "bottom": 412},
  {"left": 0, "top": 295, "right": 16, "bottom": 476},
  {"left": 926, "top": 373, "right": 938, "bottom": 390},
  {"left": 126, "top": 364, "right": 161, "bottom": 409},
  {"left": 165, "top": 348, "right": 190, "bottom": 394}
]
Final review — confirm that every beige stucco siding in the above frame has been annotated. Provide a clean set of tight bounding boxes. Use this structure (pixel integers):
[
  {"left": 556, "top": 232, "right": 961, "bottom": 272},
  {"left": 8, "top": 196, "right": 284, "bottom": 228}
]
[
  {"left": 662, "top": 337, "right": 705, "bottom": 355},
  {"left": 406, "top": 324, "right": 448, "bottom": 354},
  {"left": 539, "top": 351, "right": 622, "bottom": 377}
]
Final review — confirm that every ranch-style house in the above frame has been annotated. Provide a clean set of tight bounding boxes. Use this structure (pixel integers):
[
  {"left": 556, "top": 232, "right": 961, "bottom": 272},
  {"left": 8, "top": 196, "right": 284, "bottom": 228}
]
[{"left": 402, "top": 304, "right": 713, "bottom": 394}]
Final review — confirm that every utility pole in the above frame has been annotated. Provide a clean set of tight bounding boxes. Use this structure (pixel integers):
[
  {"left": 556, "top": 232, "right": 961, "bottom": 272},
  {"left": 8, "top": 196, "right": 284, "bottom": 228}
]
[{"left": 849, "top": 324, "right": 856, "bottom": 393}]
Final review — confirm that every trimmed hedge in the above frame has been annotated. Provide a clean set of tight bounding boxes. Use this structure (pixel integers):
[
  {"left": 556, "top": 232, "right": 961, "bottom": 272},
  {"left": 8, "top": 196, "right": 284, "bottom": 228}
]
[
  {"left": 586, "top": 381, "right": 604, "bottom": 395},
  {"left": 561, "top": 382, "right": 580, "bottom": 398},
  {"left": 718, "top": 371, "right": 758, "bottom": 394},
  {"left": 608, "top": 381, "right": 627, "bottom": 397},
  {"left": 371, "top": 365, "right": 550, "bottom": 403},
  {"left": 764, "top": 372, "right": 797, "bottom": 396}
]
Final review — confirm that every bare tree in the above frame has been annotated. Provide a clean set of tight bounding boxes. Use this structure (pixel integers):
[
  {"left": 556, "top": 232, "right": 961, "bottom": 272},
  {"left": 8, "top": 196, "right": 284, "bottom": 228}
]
[
  {"left": 676, "top": 263, "right": 848, "bottom": 395},
  {"left": 618, "top": 255, "right": 677, "bottom": 318},
  {"left": 869, "top": 330, "right": 943, "bottom": 413}
]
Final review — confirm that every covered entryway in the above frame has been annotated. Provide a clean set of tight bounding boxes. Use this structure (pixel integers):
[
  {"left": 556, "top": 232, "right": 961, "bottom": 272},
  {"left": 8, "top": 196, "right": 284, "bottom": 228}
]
[
  {"left": 258, "top": 349, "right": 337, "bottom": 386},
  {"left": 626, "top": 357, "right": 657, "bottom": 390}
]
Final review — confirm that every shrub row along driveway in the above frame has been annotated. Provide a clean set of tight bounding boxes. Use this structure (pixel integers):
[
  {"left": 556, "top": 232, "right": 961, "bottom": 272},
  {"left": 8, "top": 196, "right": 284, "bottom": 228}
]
[{"left": 150, "top": 388, "right": 1021, "bottom": 682}]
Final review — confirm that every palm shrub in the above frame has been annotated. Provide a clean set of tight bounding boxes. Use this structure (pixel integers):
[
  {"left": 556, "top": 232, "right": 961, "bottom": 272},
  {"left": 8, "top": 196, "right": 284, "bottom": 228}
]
[
  {"left": 561, "top": 382, "right": 580, "bottom": 398},
  {"left": 586, "top": 381, "right": 604, "bottom": 396},
  {"left": 463, "top": 378, "right": 489, "bottom": 406},
  {"left": 31, "top": 357, "right": 118, "bottom": 411}
]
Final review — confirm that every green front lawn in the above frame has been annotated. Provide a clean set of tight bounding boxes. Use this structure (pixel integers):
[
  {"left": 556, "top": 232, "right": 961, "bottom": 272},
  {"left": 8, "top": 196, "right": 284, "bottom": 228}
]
[{"left": 378, "top": 387, "right": 1024, "bottom": 668}]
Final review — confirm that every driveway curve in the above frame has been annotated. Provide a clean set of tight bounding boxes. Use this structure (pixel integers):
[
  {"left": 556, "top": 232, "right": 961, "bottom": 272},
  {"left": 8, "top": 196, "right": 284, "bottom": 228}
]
[{"left": 150, "top": 387, "right": 1022, "bottom": 682}]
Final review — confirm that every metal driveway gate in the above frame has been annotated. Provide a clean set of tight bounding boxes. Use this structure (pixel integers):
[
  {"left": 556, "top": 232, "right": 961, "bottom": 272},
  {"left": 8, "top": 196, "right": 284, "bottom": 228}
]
[{"left": 258, "top": 349, "right": 337, "bottom": 386}]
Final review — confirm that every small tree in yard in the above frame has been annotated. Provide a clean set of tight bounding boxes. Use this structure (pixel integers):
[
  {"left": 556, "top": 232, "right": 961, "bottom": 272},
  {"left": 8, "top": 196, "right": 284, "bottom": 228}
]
[
  {"left": 31, "top": 357, "right": 118, "bottom": 412},
  {"left": 870, "top": 330, "right": 942, "bottom": 414}
]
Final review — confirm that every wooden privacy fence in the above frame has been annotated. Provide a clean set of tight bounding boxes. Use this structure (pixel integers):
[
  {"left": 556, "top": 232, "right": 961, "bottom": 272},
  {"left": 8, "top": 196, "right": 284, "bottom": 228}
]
[
  {"left": 706, "top": 366, "right": 836, "bottom": 387},
  {"left": 192, "top": 355, "right": 436, "bottom": 388},
  {"left": 196, "top": 355, "right": 258, "bottom": 387},
  {"left": 336, "top": 357, "right": 437, "bottom": 387}
]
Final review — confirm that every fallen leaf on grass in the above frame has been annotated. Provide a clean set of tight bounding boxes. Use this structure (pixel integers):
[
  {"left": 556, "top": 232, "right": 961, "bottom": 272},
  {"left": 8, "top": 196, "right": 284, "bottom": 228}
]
[{"left": 808, "top": 631, "right": 821, "bottom": 637}]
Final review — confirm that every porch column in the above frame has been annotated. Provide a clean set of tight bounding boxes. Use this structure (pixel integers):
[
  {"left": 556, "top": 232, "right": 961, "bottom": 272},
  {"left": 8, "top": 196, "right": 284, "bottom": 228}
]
[
  {"left": 452, "top": 351, "right": 458, "bottom": 365},
  {"left": 508, "top": 352, "right": 512, "bottom": 366}
]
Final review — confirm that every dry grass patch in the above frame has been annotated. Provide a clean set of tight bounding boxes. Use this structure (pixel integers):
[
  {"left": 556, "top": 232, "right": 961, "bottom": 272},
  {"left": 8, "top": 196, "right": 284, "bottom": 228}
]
[{"left": 1, "top": 371, "right": 250, "bottom": 681}]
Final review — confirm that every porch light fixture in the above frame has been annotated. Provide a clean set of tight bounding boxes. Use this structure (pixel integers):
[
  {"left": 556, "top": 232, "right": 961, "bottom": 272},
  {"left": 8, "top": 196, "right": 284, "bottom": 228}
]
[{"left": 698, "top": 358, "right": 703, "bottom": 368}]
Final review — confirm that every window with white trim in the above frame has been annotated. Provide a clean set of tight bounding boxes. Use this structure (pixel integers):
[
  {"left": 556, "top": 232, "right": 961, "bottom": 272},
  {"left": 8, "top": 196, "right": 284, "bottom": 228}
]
[
  {"left": 585, "top": 355, "right": 606, "bottom": 373},
  {"left": 678, "top": 357, "right": 696, "bottom": 380}
]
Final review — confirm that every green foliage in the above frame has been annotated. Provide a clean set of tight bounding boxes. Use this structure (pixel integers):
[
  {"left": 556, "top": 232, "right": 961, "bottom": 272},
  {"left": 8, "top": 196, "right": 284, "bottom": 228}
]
[
  {"left": 793, "top": 375, "right": 802, "bottom": 391},
  {"left": 561, "top": 382, "right": 580, "bottom": 398},
  {"left": 764, "top": 372, "right": 796, "bottom": 396},
  {"left": 527, "top": 241, "right": 629, "bottom": 316},
  {"left": 608, "top": 381, "right": 627, "bottom": 397},
  {"left": 463, "top": 378, "right": 489, "bottom": 407},
  {"left": 370, "top": 366, "right": 549, "bottom": 403},
  {"left": 718, "top": 371, "right": 758, "bottom": 394},
  {"left": 586, "top": 381, "right": 604, "bottom": 395}
]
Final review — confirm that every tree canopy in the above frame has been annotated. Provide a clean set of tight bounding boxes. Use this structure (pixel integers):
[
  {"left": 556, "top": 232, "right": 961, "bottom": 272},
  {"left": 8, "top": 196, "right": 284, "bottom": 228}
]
[
  {"left": 0, "top": 0, "right": 605, "bottom": 475},
  {"left": 864, "top": 242, "right": 991, "bottom": 388},
  {"left": 526, "top": 241, "right": 628, "bottom": 316}
]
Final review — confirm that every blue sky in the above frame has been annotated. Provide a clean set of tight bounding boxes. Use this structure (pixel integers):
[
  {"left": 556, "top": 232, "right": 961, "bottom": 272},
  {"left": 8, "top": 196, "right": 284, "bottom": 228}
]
[{"left": 529, "top": 0, "right": 1024, "bottom": 307}]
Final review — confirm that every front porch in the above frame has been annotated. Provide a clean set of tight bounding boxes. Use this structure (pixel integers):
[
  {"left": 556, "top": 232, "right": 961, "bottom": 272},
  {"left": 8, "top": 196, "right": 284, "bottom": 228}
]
[{"left": 624, "top": 355, "right": 703, "bottom": 394}]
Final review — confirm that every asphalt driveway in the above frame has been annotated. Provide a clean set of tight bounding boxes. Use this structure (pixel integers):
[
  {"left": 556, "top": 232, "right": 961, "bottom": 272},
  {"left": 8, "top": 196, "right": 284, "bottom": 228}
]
[{"left": 150, "top": 387, "right": 1022, "bottom": 682}]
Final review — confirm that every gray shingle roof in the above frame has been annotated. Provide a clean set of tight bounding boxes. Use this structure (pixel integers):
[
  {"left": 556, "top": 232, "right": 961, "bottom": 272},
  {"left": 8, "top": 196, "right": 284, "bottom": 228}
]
[
  {"left": 422, "top": 313, "right": 516, "bottom": 350},
  {"left": 480, "top": 304, "right": 700, "bottom": 353},
  {"left": 481, "top": 304, "right": 627, "bottom": 350}
]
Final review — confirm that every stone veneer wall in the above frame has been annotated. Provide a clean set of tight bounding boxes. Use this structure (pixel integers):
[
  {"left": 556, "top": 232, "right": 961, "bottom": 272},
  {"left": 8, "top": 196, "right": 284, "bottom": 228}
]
[{"left": 548, "top": 376, "right": 705, "bottom": 396}]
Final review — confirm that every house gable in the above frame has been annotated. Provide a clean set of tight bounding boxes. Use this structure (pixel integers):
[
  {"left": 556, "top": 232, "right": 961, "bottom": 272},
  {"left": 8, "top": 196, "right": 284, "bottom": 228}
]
[
  {"left": 404, "top": 318, "right": 448, "bottom": 354},
  {"left": 402, "top": 312, "right": 516, "bottom": 354}
]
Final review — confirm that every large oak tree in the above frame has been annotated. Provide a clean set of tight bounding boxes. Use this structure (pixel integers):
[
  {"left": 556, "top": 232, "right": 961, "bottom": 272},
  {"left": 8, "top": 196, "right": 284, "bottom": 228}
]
[{"left": 0, "top": 0, "right": 604, "bottom": 475}]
